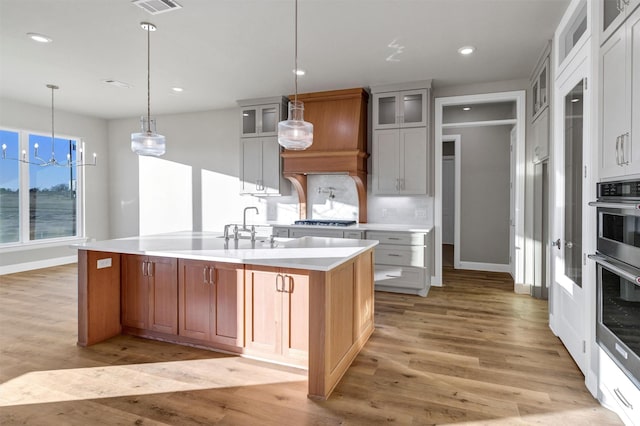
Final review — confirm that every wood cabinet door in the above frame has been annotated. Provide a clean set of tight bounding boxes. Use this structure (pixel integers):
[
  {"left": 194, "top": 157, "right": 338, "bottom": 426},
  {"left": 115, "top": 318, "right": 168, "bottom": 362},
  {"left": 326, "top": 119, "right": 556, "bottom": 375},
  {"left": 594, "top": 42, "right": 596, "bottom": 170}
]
[
  {"left": 245, "top": 267, "right": 280, "bottom": 354},
  {"left": 211, "top": 263, "right": 243, "bottom": 346},
  {"left": 148, "top": 256, "right": 178, "bottom": 335},
  {"left": 121, "top": 254, "right": 148, "bottom": 329},
  {"left": 178, "top": 259, "right": 212, "bottom": 340},
  {"left": 281, "top": 271, "right": 309, "bottom": 362},
  {"left": 400, "top": 127, "right": 427, "bottom": 195}
]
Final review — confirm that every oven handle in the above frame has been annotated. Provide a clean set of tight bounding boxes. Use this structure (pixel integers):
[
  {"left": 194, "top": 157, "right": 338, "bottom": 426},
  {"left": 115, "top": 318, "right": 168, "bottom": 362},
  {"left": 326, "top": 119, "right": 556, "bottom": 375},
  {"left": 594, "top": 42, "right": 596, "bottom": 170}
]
[
  {"left": 587, "top": 201, "right": 640, "bottom": 209},
  {"left": 588, "top": 254, "right": 640, "bottom": 285}
]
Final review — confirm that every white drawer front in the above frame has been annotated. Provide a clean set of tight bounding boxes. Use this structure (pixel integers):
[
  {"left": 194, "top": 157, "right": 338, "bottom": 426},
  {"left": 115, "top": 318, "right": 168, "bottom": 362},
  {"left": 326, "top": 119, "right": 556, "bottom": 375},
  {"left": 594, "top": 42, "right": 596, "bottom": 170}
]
[
  {"left": 375, "top": 245, "right": 424, "bottom": 267},
  {"left": 374, "top": 265, "right": 425, "bottom": 290},
  {"left": 272, "top": 227, "right": 290, "bottom": 238},
  {"left": 366, "top": 231, "right": 425, "bottom": 246},
  {"left": 290, "top": 229, "right": 344, "bottom": 238},
  {"left": 344, "top": 230, "right": 364, "bottom": 239}
]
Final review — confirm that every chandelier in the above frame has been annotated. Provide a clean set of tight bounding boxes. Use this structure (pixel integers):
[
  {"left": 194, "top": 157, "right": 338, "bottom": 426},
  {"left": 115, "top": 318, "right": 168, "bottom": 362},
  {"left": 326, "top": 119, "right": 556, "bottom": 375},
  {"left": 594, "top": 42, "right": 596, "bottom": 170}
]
[{"left": 1, "top": 84, "right": 97, "bottom": 167}]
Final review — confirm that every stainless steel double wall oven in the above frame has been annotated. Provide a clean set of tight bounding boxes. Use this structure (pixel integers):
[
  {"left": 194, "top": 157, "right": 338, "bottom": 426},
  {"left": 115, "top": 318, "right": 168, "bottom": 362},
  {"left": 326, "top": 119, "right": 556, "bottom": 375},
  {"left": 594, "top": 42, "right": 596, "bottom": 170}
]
[{"left": 589, "top": 179, "right": 640, "bottom": 388}]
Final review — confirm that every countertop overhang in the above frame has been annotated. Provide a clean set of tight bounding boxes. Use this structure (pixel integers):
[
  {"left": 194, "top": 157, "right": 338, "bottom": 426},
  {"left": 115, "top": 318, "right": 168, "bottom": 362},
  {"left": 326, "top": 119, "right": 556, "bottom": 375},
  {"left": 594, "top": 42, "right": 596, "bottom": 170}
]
[{"left": 74, "top": 231, "right": 378, "bottom": 272}]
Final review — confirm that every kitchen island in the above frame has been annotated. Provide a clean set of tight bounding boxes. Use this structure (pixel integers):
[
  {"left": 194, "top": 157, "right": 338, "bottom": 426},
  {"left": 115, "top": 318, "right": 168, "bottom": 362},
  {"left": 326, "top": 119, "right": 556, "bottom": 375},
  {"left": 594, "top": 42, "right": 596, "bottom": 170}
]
[{"left": 74, "top": 232, "right": 377, "bottom": 400}]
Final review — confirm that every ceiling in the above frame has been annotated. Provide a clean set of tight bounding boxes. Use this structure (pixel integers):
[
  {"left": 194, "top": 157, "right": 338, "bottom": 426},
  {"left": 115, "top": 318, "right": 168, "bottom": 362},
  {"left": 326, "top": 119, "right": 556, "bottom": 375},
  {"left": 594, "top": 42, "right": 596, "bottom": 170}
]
[{"left": 0, "top": 0, "right": 569, "bottom": 120}]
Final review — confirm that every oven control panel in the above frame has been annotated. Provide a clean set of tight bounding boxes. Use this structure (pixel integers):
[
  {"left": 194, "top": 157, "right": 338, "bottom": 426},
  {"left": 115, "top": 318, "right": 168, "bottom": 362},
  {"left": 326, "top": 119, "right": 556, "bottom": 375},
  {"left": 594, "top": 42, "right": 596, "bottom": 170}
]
[{"left": 598, "top": 179, "right": 640, "bottom": 200}]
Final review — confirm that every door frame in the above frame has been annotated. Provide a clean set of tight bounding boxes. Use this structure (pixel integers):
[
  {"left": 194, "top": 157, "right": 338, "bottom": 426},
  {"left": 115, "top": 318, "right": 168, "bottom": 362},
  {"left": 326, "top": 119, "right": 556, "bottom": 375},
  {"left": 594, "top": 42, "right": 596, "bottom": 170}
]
[
  {"left": 441, "top": 134, "right": 461, "bottom": 265},
  {"left": 434, "top": 90, "right": 526, "bottom": 288}
]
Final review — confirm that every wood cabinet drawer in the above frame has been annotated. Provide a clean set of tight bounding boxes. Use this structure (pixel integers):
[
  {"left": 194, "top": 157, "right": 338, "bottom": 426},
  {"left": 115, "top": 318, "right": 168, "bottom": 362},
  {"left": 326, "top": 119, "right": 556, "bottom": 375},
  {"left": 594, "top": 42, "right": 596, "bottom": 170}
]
[
  {"left": 366, "top": 231, "right": 425, "bottom": 246},
  {"left": 375, "top": 244, "right": 424, "bottom": 267},
  {"left": 374, "top": 265, "right": 425, "bottom": 290}
]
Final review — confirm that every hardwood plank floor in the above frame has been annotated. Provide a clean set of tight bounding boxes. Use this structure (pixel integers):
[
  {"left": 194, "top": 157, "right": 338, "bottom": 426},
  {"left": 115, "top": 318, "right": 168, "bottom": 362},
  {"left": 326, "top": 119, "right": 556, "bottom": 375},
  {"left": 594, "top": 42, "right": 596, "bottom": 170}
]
[{"left": 0, "top": 264, "right": 622, "bottom": 425}]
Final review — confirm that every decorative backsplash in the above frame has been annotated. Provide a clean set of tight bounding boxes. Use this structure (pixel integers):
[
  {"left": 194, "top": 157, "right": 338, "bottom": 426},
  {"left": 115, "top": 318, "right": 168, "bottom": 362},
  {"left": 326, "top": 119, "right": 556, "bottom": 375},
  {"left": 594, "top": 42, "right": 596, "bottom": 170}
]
[{"left": 308, "top": 175, "right": 359, "bottom": 220}]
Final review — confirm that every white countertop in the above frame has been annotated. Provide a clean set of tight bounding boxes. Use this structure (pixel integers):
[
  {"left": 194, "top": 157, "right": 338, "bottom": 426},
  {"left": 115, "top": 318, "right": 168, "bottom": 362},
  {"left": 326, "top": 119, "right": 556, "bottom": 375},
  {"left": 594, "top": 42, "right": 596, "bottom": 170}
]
[
  {"left": 74, "top": 231, "right": 378, "bottom": 272},
  {"left": 271, "top": 223, "right": 432, "bottom": 233}
]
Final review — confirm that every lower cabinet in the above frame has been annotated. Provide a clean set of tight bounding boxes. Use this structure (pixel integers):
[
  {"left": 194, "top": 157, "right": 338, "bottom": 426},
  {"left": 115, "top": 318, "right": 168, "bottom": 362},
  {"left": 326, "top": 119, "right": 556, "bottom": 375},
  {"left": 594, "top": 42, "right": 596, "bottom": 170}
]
[
  {"left": 244, "top": 266, "right": 309, "bottom": 366},
  {"left": 178, "top": 259, "right": 243, "bottom": 347},
  {"left": 121, "top": 254, "right": 178, "bottom": 335}
]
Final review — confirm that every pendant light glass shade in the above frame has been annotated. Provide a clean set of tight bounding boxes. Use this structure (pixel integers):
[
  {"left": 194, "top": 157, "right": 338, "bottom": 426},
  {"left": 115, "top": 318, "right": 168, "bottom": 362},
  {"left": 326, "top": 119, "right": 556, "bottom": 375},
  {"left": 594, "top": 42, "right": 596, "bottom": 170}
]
[
  {"left": 131, "top": 116, "right": 166, "bottom": 156},
  {"left": 131, "top": 21, "right": 165, "bottom": 157},
  {"left": 277, "top": 0, "right": 313, "bottom": 150},
  {"left": 277, "top": 100, "right": 313, "bottom": 150}
]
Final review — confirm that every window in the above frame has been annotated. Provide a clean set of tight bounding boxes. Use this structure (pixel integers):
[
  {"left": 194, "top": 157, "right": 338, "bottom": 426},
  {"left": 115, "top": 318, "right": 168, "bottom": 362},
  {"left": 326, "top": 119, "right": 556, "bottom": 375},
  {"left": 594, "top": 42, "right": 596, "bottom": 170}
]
[{"left": 0, "top": 128, "right": 84, "bottom": 246}]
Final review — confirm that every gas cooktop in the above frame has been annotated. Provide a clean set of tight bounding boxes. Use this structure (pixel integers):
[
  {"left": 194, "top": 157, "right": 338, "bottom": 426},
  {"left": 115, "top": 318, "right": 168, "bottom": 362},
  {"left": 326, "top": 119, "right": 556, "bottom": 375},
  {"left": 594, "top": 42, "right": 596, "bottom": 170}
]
[{"left": 294, "top": 219, "right": 357, "bottom": 227}]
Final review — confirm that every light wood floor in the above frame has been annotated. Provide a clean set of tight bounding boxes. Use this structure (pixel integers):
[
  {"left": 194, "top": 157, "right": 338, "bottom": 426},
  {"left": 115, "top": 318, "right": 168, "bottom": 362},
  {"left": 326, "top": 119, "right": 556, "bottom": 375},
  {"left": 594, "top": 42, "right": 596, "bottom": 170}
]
[{"left": 0, "top": 264, "right": 622, "bottom": 425}]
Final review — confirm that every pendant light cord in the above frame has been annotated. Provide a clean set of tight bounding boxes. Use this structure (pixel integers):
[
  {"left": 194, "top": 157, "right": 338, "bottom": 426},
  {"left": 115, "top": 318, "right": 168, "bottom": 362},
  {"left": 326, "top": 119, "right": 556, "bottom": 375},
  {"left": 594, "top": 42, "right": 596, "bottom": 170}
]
[
  {"left": 146, "top": 25, "right": 151, "bottom": 133},
  {"left": 51, "top": 86, "right": 55, "bottom": 156},
  {"left": 294, "top": 0, "right": 298, "bottom": 104}
]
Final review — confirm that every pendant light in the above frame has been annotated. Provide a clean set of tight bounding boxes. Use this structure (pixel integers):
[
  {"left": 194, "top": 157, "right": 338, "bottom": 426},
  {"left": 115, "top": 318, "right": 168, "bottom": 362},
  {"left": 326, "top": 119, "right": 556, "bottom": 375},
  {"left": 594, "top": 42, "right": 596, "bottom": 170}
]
[
  {"left": 131, "top": 22, "right": 166, "bottom": 156},
  {"left": 277, "top": 0, "right": 313, "bottom": 150},
  {"left": 1, "top": 84, "right": 97, "bottom": 167}
]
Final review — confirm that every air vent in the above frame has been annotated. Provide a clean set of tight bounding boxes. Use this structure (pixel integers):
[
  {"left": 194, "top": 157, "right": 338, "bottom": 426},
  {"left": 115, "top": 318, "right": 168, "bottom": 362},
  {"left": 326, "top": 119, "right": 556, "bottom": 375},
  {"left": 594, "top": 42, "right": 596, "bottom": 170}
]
[{"left": 132, "top": 0, "right": 181, "bottom": 15}]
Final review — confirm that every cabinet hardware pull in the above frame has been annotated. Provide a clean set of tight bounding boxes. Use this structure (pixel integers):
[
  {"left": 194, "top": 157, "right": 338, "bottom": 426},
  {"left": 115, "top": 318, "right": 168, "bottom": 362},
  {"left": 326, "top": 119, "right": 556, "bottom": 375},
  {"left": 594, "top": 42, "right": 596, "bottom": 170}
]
[
  {"left": 203, "top": 267, "right": 208, "bottom": 283},
  {"left": 386, "top": 274, "right": 401, "bottom": 278},
  {"left": 285, "top": 275, "right": 293, "bottom": 293},
  {"left": 387, "top": 253, "right": 401, "bottom": 257},
  {"left": 616, "top": 136, "right": 621, "bottom": 165},
  {"left": 209, "top": 267, "right": 216, "bottom": 285},
  {"left": 142, "top": 261, "right": 147, "bottom": 276},
  {"left": 388, "top": 237, "right": 401, "bottom": 240},
  {"left": 147, "top": 262, "right": 153, "bottom": 277},
  {"left": 613, "top": 387, "right": 633, "bottom": 409},
  {"left": 621, "top": 132, "right": 629, "bottom": 165},
  {"left": 275, "top": 273, "right": 283, "bottom": 292},
  {"left": 552, "top": 238, "right": 561, "bottom": 250}
]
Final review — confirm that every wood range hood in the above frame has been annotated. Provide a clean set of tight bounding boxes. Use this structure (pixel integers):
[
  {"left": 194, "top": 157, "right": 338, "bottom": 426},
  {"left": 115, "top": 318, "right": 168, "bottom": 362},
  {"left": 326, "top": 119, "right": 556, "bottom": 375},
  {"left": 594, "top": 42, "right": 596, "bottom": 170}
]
[{"left": 281, "top": 88, "right": 369, "bottom": 223}]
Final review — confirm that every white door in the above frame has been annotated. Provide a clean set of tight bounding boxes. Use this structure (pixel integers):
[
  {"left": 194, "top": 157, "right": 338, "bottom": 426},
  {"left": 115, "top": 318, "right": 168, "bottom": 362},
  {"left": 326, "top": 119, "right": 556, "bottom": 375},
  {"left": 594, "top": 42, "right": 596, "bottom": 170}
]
[
  {"left": 442, "top": 157, "right": 455, "bottom": 245},
  {"left": 551, "top": 61, "right": 589, "bottom": 375}
]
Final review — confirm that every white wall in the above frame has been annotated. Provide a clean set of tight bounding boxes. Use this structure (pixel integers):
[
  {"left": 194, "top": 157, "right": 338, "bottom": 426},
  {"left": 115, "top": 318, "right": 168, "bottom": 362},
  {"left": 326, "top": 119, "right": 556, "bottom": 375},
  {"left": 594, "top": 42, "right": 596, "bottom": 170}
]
[
  {"left": 107, "top": 108, "right": 300, "bottom": 238},
  {"left": 0, "top": 98, "right": 110, "bottom": 270}
]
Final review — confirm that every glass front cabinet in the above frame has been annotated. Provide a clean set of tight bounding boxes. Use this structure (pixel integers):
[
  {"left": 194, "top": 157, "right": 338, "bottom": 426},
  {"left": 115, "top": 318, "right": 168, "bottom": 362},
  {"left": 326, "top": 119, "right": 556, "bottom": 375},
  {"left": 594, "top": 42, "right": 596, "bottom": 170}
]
[
  {"left": 373, "top": 89, "right": 428, "bottom": 129},
  {"left": 601, "top": 0, "right": 640, "bottom": 44}
]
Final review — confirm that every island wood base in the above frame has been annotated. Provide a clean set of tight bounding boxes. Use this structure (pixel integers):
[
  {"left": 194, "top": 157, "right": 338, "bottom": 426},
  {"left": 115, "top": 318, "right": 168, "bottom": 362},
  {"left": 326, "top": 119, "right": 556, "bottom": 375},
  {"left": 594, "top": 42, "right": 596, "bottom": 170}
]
[{"left": 77, "top": 248, "right": 375, "bottom": 400}]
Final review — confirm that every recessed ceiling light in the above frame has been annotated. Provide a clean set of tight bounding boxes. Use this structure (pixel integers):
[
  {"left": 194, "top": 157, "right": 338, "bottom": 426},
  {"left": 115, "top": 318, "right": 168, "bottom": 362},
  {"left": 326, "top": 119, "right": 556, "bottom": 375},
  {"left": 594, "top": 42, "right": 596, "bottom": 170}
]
[
  {"left": 463, "top": 106, "right": 472, "bottom": 111},
  {"left": 102, "top": 79, "right": 132, "bottom": 89},
  {"left": 172, "top": 87, "right": 184, "bottom": 92},
  {"left": 571, "top": 98, "right": 580, "bottom": 103},
  {"left": 293, "top": 69, "right": 305, "bottom": 76},
  {"left": 27, "top": 32, "right": 52, "bottom": 43},
  {"left": 458, "top": 46, "right": 475, "bottom": 56}
]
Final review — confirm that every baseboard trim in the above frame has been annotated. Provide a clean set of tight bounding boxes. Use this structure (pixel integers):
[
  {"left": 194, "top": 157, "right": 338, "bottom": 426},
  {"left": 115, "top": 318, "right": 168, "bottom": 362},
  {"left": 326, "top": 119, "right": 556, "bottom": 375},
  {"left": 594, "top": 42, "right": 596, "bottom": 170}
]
[
  {"left": 0, "top": 255, "right": 77, "bottom": 275},
  {"left": 456, "top": 261, "right": 511, "bottom": 274},
  {"left": 431, "top": 275, "right": 443, "bottom": 287}
]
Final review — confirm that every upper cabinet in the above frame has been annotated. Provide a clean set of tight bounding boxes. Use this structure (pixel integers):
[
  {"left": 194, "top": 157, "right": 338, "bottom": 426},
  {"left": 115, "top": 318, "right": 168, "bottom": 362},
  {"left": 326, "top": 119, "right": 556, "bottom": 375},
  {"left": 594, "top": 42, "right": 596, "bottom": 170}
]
[
  {"left": 373, "top": 89, "right": 428, "bottom": 129},
  {"left": 599, "top": 6, "right": 640, "bottom": 178},
  {"left": 370, "top": 81, "right": 431, "bottom": 195},
  {"left": 601, "top": 0, "right": 640, "bottom": 44},
  {"left": 240, "top": 99, "right": 285, "bottom": 137},
  {"left": 530, "top": 42, "right": 551, "bottom": 163},
  {"left": 237, "top": 97, "right": 289, "bottom": 196},
  {"left": 531, "top": 57, "right": 550, "bottom": 120}
]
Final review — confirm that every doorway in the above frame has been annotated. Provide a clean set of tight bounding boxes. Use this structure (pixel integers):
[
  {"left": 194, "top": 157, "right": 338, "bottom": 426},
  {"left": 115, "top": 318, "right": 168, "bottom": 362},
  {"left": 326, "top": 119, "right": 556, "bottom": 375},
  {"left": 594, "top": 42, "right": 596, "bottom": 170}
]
[
  {"left": 434, "top": 91, "right": 526, "bottom": 288},
  {"left": 442, "top": 135, "right": 459, "bottom": 269}
]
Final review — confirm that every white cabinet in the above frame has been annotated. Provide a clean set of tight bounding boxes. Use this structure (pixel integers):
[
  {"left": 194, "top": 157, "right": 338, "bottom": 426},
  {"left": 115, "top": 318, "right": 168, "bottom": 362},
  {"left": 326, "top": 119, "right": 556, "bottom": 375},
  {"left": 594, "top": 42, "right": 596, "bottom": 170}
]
[
  {"left": 371, "top": 81, "right": 431, "bottom": 196},
  {"left": 599, "top": 7, "right": 640, "bottom": 179},
  {"left": 532, "top": 57, "right": 550, "bottom": 120},
  {"left": 273, "top": 227, "right": 365, "bottom": 239},
  {"left": 598, "top": 348, "right": 640, "bottom": 426},
  {"left": 238, "top": 97, "right": 289, "bottom": 195},
  {"left": 601, "top": 0, "right": 640, "bottom": 45},
  {"left": 532, "top": 108, "right": 550, "bottom": 163},
  {"left": 366, "top": 230, "right": 431, "bottom": 297},
  {"left": 240, "top": 137, "right": 285, "bottom": 195},
  {"left": 372, "top": 89, "right": 427, "bottom": 129},
  {"left": 372, "top": 127, "right": 427, "bottom": 195}
]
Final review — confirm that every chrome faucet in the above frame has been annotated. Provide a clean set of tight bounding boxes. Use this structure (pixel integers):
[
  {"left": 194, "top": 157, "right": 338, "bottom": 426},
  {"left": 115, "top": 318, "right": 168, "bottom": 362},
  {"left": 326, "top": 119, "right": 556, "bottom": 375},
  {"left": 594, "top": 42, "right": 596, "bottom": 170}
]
[{"left": 243, "top": 206, "right": 259, "bottom": 231}]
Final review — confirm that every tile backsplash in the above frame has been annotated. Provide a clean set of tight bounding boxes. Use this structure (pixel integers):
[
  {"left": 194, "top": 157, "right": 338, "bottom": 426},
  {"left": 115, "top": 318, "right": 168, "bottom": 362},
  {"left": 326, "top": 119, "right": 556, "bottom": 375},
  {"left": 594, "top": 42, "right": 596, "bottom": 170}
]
[{"left": 308, "top": 175, "right": 359, "bottom": 220}]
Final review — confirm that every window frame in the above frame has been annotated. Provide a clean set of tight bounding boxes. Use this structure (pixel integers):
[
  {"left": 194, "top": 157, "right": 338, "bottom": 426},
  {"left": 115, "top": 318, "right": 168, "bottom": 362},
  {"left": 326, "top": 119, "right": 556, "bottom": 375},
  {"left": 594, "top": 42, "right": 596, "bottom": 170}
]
[{"left": 0, "top": 127, "right": 87, "bottom": 250}]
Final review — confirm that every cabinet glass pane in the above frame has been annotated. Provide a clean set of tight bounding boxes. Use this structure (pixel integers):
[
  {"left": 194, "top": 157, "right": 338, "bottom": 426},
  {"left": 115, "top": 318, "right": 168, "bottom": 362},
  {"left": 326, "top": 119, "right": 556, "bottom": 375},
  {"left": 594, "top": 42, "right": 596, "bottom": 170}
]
[
  {"left": 539, "top": 67, "right": 547, "bottom": 105},
  {"left": 261, "top": 107, "right": 277, "bottom": 133},
  {"left": 563, "top": 80, "right": 584, "bottom": 288},
  {"left": 532, "top": 81, "right": 539, "bottom": 113},
  {"left": 378, "top": 96, "right": 397, "bottom": 125},
  {"left": 603, "top": 0, "right": 622, "bottom": 33},
  {"left": 403, "top": 93, "right": 423, "bottom": 124},
  {"left": 560, "top": 1, "right": 587, "bottom": 63},
  {"left": 242, "top": 109, "right": 256, "bottom": 134}
]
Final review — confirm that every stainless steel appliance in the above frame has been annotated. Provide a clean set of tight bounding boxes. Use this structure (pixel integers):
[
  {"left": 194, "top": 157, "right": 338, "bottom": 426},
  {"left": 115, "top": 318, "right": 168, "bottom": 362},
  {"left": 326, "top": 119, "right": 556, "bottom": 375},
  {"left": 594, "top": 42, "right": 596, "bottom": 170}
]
[
  {"left": 294, "top": 219, "right": 357, "bottom": 227},
  {"left": 589, "top": 178, "right": 640, "bottom": 389}
]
